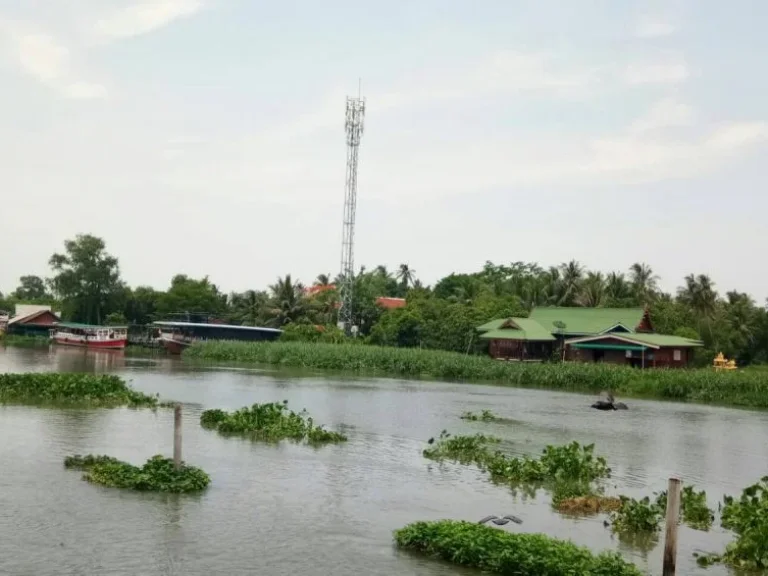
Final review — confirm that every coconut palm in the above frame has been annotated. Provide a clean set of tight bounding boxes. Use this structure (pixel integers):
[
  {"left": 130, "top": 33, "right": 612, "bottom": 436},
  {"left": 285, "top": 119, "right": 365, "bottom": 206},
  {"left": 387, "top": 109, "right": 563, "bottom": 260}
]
[
  {"left": 232, "top": 289, "right": 269, "bottom": 326},
  {"left": 577, "top": 272, "right": 606, "bottom": 307},
  {"left": 629, "top": 263, "right": 659, "bottom": 305},
  {"left": 267, "top": 275, "right": 309, "bottom": 327},
  {"left": 314, "top": 273, "right": 332, "bottom": 287},
  {"left": 396, "top": 263, "right": 416, "bottom": 288},
  {"left": 605, "top": 272, "right": 631, "bottom": 303}
]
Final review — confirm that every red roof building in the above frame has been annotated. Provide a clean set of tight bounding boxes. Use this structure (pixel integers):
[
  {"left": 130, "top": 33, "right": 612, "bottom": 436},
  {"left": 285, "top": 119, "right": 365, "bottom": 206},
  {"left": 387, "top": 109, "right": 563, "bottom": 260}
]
[{"left": 376, "top": 297, "right": 407, "bottom": 310}]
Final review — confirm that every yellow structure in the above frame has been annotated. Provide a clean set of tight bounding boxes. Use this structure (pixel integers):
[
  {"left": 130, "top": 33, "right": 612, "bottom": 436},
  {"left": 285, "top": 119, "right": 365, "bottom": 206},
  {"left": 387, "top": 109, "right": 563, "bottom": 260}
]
[{"left": 713, "top": 352, "right": 737, "bottom": 371}]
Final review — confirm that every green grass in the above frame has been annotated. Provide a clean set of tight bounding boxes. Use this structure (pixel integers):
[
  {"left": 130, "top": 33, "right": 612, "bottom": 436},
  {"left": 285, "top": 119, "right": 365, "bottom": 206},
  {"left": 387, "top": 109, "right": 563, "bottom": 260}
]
[
  {"left": 0, "top": 373, "right": 161, "bottom": 407},
  {"left": 64, "top": 454, "right": 210, "bottom": 493},
  {"left": 394, "top": 520, "right": 644, "bottom": 575},
  {"left": 0, "top": 333, "right": 50, "bottom": 346},
  {"left": 185, "top": 340, "right": 768, "bottom": 408},
  {"left": 200, "top": 400, "right": 347, "bottom": 445}
]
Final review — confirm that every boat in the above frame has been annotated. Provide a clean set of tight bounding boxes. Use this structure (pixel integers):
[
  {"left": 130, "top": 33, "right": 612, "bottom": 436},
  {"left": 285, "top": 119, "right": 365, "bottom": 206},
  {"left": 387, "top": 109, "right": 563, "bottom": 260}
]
[
  {"left": 50, "top": 322, "right": 128, "bottom": 349},
  {"left": 152, "top": 321, "right": 282, "bottom": 355}
]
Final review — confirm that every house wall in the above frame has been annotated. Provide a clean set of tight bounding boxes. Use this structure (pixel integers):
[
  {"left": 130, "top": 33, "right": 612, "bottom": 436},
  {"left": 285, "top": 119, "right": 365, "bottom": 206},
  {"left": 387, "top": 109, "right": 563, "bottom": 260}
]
[
  {"left": 489, "top": 340, "right": 552, "bottom": 361},
  {"left": 567, "top": 343, "right": 694, "bottom": 369},
  {"left": 652, "top": 347, "right": 692, "bottom": 368}
]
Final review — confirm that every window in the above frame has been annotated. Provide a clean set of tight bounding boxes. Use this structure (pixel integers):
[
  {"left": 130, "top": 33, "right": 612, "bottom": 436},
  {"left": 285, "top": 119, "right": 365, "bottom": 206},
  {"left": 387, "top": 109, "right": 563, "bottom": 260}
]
[{"left": 673, "top": 349, "right": 681, "bottom": 361}]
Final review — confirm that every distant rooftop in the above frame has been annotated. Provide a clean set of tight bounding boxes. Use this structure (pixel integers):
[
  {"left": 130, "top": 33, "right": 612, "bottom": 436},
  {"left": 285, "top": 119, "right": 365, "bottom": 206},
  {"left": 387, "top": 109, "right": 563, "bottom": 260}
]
[{"left": 152, "top": 321, "right": 282, "bottom": 333}]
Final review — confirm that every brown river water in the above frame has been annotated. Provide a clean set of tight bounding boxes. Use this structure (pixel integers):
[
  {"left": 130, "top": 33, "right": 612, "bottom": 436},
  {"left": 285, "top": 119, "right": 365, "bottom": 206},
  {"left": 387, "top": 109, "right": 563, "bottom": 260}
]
[{"left": 0, "top": 345, "right": 766, "bottom": 575}]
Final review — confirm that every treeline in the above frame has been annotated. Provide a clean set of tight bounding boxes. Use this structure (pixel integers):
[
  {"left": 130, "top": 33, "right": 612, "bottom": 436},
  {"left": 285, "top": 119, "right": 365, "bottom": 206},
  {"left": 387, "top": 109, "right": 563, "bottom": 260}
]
[{"left": 2, "top": 234, "right": 767, "bottom": 365}]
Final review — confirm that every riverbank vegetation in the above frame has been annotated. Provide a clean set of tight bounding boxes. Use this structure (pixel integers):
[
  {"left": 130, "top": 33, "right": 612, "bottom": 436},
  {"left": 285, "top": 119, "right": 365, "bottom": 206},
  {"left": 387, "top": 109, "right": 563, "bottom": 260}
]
[
  {"left": 3, "top": 234, "right": 768, "bottom": 369},
  {"left": 200, "top": 400, "right": 347, "bottom": 445},
  {"left": 0, "top": 334, "right": 50, "bottom": 347},
  {"left": 64, "top": 454, "right": 210, "bottom": 493},
  {"left": 0, "top": 373, "right": 160, "bottom": 407},
  {"left": 393, "top": 520, "right": 644, "bottom": 576},
  {"left": 460, "top": 409, "right": 500, "bottom": 422},
  {"left": 185, "top": 340, "right": 768, "bottom": 407}
]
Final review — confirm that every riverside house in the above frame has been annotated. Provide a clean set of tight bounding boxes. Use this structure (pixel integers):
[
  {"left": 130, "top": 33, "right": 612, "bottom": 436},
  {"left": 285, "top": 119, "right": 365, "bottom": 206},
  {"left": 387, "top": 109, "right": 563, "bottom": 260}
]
[{"left": 478, "top": 307, "right": 702, "bottom": 368}]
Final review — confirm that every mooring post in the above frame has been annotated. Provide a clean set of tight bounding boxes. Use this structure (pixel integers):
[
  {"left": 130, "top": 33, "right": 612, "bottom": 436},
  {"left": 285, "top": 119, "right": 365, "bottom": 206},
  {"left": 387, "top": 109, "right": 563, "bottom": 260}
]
[
  {"left": 173, "top": 404, "right": 182, "bottom": 470},
  {"left": 662, "top": 477, "right": 682, "bottom": 576}
]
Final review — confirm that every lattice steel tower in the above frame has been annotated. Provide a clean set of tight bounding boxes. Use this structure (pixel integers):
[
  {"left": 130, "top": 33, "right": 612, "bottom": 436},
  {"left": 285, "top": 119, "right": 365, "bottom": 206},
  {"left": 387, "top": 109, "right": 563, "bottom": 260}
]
[{"left": 338, "top": 92, "right": 365, "bottom": 334}]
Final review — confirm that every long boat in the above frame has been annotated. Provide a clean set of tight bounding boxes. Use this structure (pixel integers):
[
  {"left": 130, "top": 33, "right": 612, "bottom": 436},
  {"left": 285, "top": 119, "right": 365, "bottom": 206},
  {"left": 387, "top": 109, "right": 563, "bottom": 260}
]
[
  {"left": 50, "top": 322, "right": 128, "bottom": 349},
  {"left": 152, "top": 321, "right": 282, "bottom": 355}
]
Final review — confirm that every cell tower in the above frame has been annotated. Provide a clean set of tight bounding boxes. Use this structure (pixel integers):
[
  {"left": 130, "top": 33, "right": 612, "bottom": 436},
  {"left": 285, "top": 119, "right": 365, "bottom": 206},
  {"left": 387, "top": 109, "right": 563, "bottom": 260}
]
[{"left": 338, "top": 89, "right": 365, "bottom": 335}]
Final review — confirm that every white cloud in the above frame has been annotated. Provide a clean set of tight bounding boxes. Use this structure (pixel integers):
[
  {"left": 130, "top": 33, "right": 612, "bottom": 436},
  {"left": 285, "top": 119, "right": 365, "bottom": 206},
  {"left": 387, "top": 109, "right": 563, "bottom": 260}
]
[
  {"left": 635, "top": 15, "right": 675, "bottom": 38},
  {"left": 625, "top": 60, "right": 688, "bottom": 85},
  {"left": 629, "top": 97, "right": 695, "bottom": 134},
  {"left": 94, "top": 0, "right": 205, "bottom": 40},
  {"left": 0, "top": 22, "right": 106, "bottom": 99}
]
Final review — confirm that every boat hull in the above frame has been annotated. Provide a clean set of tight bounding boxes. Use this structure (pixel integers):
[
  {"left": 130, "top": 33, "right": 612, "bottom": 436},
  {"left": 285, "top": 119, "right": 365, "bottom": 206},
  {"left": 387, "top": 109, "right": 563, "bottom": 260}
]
[
  {"left": 52, "top": 336, "right": 127, "bottom": 350},
  {"left": 159, "top": 336, "right": 191, "bottom": 355}
]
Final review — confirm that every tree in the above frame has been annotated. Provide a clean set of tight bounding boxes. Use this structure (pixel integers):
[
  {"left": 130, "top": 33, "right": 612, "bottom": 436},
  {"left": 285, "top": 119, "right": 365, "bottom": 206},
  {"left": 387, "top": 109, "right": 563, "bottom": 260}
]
[
  {"left": 396, "top": 263, "right": 416, "bottom": 295},
  {"left": 156, "top": 275, "right": 226, "bottom": 318},
  {"left": 49, "top": 234, "right": 123, "bottom": 324},
  {"left": 124, "top": 286, "right": 162, "bottom": 325},
  {"left": 314, "top": 274, "right": 332, "bottom": 287},
  {"left": 577, "top": 272, "right": 606, "bottom": 307},
  {"left": 266, "top": 275, "right": 310, "bottom": 327},
  {"left": 629, "top": 262, "right": 658, "bottom": 305},
  {"left": 229, "top": 289, "right": 269, "bottom": 326},
  {"left": 12, "top": 275, "right": 50, "bottom": 301}
]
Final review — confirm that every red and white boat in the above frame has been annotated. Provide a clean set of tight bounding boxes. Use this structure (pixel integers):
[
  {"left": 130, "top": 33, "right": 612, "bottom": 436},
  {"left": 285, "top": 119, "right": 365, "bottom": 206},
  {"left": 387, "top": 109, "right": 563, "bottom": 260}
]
[{"left": 50, "top": 323, "right": 128, "bottom": 350}]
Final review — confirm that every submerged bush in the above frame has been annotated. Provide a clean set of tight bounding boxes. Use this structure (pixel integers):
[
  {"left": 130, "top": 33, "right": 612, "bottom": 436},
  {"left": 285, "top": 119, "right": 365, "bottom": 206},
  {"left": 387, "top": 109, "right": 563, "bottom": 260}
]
[
  {"left": 64, "top": 454, "right": 210, "bottom": 493},
  {"left": 655, "top": 485, "right": 714, "bottom": 531},
  {"left": 185, "top": 340, "right": 768, "bottom": 407},
  {"left": 394, "top": 520, "right": 644, "bottom": 576},
  {"left": 0, "top": 373, "right": 160, "bottom": 407},
  {"left": 461, "top": 409, "right": 500, "bottom": 422},
  {"left": 200, "top": 400, "right": 347, "bottom": 445},
  {"left": 610, "top": 497, "right": 664, "bottom": 534}
]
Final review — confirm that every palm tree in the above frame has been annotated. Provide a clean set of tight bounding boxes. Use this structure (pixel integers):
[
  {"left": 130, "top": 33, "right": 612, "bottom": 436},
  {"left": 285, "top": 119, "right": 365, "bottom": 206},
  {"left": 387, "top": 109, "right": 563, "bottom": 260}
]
[
  {"left": 577, "top": 272, "right": 606, "bottom": 307},
  {"left": 677, "top": 273, "right": 718, "bottom": 342},
  {"left": 267, "top": 275, "right": 309, "bottom": 327},
  {"left": 314, "top": 273, "right": 332, "bottom": 287},
  {"left": 557, "top": 260, "right": 583, "bottom": 306},
  {"left": 232, "top": 289, "right": 269, "bottom": 326},
  {"left": 605, "top": 272, "right": 631, "bottom": 302},
  {"left": 629, "top": 263, "right": 658, "bottom": 305},
  {"left": 396, "top": 263, "right": 416, "bottom": 289}
]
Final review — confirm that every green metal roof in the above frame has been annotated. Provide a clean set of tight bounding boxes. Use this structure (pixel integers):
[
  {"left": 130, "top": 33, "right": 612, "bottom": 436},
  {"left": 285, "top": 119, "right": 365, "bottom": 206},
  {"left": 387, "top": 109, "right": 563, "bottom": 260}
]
[
  {"left": 613, "top": 333, "right": 703, "bottom": 348},
  {"left": 476, "top": 319, "right": 506, "bottom": 332},
  {"left": 478, "top": 317, "right": 556, "bottom": 342},
  {"left": 529, "top": 307, "right": 646, "bottom": 336}
]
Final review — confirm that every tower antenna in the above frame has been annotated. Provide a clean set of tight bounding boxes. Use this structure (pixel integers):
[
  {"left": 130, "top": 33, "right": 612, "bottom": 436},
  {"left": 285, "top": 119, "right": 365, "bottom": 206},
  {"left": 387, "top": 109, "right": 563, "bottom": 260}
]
[{"left": 338, "top": 86, "right": 365, "bottom": 335}]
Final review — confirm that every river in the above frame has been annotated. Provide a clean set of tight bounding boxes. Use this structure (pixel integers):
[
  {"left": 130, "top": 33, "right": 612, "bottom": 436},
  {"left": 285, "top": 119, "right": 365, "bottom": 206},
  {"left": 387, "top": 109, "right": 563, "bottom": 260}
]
[{"left": 0, "top": 345, "right": 764, "bottom": 575}]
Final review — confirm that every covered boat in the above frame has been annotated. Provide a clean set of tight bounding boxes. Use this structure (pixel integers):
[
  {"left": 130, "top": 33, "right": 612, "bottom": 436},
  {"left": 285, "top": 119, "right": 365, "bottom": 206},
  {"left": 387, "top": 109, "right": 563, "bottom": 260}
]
[{"left": 50, "top": 322, "right": 128, "bottom": 349}]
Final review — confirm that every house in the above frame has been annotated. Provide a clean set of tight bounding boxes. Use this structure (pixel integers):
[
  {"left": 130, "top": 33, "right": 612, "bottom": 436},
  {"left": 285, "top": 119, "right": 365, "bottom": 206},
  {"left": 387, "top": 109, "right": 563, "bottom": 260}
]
[
  {"left": 6, "top": 305, "right": 61, "bottom": 338},
  {"left": 478, "top": 307, "right": 702, "bottom": 368}
]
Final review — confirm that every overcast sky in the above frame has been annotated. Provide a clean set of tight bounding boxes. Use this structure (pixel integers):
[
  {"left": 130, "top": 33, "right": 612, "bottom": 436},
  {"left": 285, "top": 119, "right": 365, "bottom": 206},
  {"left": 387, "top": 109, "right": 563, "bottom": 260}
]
[{"left": 1, "top": 0, "right": 766, "bottom": 300}]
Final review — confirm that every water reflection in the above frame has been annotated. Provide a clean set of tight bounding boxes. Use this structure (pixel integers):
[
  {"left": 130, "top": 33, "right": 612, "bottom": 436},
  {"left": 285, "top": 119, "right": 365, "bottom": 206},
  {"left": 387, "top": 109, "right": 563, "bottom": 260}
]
[{"left": 0, "top": 346, "right": 761, "bottom": 575}]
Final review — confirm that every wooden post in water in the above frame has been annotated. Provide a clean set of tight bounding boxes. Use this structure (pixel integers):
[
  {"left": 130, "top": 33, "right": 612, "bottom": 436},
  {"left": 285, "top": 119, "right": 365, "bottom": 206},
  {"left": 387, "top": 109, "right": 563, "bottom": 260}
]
[
  {"left": 662, "top": 477, "right": 682, "bottom": 576},
  {"left": 173, "top": 404, "right": 182, "bottom": 470}
]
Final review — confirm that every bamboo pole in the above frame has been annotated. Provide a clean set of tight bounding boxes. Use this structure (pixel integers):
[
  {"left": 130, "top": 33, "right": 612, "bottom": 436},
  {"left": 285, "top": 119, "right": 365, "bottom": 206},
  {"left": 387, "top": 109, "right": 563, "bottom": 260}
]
[
  {"left": 173, "top": 404, "right": 182, "bottom": 470},
  {"left": 662, "top": 477, "right": 682, "bottom": 576}
]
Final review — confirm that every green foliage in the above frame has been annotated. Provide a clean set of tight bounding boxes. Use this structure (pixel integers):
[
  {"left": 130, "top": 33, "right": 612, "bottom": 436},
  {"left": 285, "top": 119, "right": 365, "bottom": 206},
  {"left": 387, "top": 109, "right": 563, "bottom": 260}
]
[
  {"left": 460, "top": 409, "right": 500, "bottom": 421},
  {"left": 156, "top": 274, "right": 227, "bottom": 318},
  {"left": 12, "top": 275, "right": 51, "bottom": 301},
  {"left": 0, "top": 334, "right": 51, "bottom": 347},
  {"left": 423, "top": 431, "right": 500, "bottom": 465},
  {"left": 0, "top": 373, "right": 160, "bottom": 407},
  {"left": 393, "top": 520, "right": 644, "bottom": 575},
  {"left": 64, "top": 454, "right": 210, "bottom": 493},
  {"left": 200, "top": 400, "right": 347, "bottom": 445},
  {"left": 49, "top": 234, "right": 124, "bottom": 324},
  {"left": 717, "top": 477, "right": 768, "bottom": 569},
  {"left": 655, "top": 485, "right": 714, "bottom": 531},
  {"left": 279, "top": 323, "right": 347, "bottom": 344},
  {"left": 186, "top": 340, "right": 768, "bottom": 407},
  {"left": 610, "top": 497, "right": 663, "bottom": 534}
]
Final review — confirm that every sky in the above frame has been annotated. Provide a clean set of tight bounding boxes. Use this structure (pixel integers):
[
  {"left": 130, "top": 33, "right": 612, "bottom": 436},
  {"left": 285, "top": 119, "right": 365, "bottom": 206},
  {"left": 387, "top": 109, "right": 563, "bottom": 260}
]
[{"left": 1, "top": 0, "right": 767, "bottom": 301}]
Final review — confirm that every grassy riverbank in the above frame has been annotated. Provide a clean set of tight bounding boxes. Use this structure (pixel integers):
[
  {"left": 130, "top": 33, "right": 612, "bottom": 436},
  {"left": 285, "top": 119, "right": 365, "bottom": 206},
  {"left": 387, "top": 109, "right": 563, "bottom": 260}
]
[
  {"left": 0, "top": 373, "right": 161, "bottom": 407},
  {"left": 185, "top": 341, "right": 768, "bottom": 408}
]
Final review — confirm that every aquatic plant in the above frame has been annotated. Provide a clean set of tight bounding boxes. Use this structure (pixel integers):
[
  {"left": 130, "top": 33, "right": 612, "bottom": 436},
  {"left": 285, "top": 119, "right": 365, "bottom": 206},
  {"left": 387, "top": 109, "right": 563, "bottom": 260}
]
[
  {"left": 655, "top": 485, "right": 714, "bottom": 531},
  {"left": 423, "top": 431, "right": 500, "bottom": 465},
  {"left": 0, "top": 373, "right": 161, "bottom": 407},
  {"left": 64, "top": 454, "right": 210, "bottom": 493},
  {"left": 712, "top": 477, "right": 768, "bottom": 569},
  {"left": 393, "top": 520, "right": 644, "bottom": 575},
  {"left": 184, "top": 340, "right": 768, "bottom": 408},
  {"left": 200, "top": 400, "right": 347, "bottom": 445},
  {"left": 610, "top": 496, "right": 663, "bottom": 534},
  {"left": 555, "top": 493, "right": 622, "bottom": 514},
  {"left": 460, "top": 409, "right": 500, "bottom": 422}
]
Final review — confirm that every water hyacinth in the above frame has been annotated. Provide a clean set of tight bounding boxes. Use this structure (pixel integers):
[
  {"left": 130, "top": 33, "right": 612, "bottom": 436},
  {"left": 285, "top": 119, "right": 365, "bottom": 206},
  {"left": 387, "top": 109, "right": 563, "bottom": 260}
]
[
  {"left": 0, "top": 373, "right": 160, "bottom": 407},
  {"left": 393, "top": 520, "right": 645, "bottom": 576},
  {"left": 64, "top": 454, "right": 210, "bottom": 493},
  {"left": 200, "top": 400, "right": 347, "bottom": 445},
  {"left": 460, "top": 409, "right": 500, "bottom": 422},
  {"left": 184, "top": 341, "right": 768, "bottom": 407}
]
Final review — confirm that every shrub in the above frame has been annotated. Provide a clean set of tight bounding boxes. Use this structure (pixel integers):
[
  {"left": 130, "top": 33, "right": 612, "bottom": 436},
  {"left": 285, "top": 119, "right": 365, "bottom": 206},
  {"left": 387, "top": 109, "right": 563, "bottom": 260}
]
[
  {"left": 64, "top": 454, "right": 210, "bottom": 493},
  {"left": 610, "top": 497, "right": 663, "bottom": 534},
  {"left": 200, "top": 400, "right": 347, "bottom": 445},
  {"left": 655, "top": 485, "right": 714, "bottom": 531},
  {"left": 0, "top": 373, "right": 160, "bottom": 407},
  {"left": 716, "top": 477, "right": 768, "bottom": 569},
  {"left": 393, "top": 520, "right": 644, "bottom": 575},
  {"left": 461, "top": 409, "right": 500, "bottom": 422},
  {"left": 184, "top": 340, "right": 768, "bottom": 407}
]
